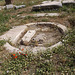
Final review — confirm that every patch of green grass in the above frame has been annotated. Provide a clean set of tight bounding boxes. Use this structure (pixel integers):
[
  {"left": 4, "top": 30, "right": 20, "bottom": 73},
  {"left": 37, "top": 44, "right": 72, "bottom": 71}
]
[
  {"left": 41, "top": 18, "right": 49, "bottom": 22},
  {"left": 17, "top": 11, "right": 26, "bottom": 14},
  {"left": 23, "top": 16, "right": 37, "bottom": 22},
  {"left": 0, "top": 13, "right": 10, "bottom": 23},
  {"left": 1, "top": 53, "right": 34, "bottom": 75},
  {"left": 0, "top": 40, "right": 6, "bottom": 46},
  {"left": 0, "top": 13, "right": 10, "bottom": 35},
  {"left": 0, "top": 24, "right": 10, "bottom": 35},
  {"left": 63, "top": 29, "right": 75, "bottom": 46},
  {"left": 0, "top": 40, "right": 6, "bottom": 51},
  {"left": 60, "top": 5, "right": 75, "bottom": 13}
]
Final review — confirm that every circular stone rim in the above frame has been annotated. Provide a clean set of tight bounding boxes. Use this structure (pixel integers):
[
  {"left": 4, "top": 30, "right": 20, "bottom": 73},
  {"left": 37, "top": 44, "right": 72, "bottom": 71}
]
[{"left": 3, "top": 22, "right": 68, "bottom": 54}]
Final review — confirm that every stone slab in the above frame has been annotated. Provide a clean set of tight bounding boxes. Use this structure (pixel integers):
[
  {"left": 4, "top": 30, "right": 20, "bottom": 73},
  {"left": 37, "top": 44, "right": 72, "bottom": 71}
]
[
  {"left": 0, "top": 25, "right": 27, "bottom": 42},
  {"left": 32, "top": 1, "right": 62, "bottom": 11},
  {"left": 21, "top": 30, "right": 36, "bottom": 45},
  {"left": 12, "top": 26, "right": 28, "bottom": 45}
]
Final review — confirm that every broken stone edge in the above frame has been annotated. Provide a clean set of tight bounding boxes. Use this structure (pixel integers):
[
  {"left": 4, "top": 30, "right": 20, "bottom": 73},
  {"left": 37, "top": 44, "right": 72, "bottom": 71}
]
[{"left": 3, "top": 22, "right": 68, "bottom": 55}]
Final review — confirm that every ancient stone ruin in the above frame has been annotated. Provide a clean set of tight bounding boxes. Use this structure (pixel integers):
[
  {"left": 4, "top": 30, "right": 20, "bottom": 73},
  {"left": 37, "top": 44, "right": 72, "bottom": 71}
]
[
  {"left": 0, "top": 0, "right": 74, "bottom": 10},
  {"left": 1, "top": 0, "right": 74, "bottom": 55},
  {"left": 32, "top": 1, "right": 62, "bottom": 11},
  {"left": 32, "top": 0, "right": 75, "bottom": 11},
  {"left": 0, "top": 22, "right": 68, "bottom": 54}
]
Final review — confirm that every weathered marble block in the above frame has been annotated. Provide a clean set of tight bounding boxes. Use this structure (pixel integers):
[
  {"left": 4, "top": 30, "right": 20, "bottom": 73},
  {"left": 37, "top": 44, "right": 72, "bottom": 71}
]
[{"left": 21, "top": 30, "right": 36, "bottom": 45}]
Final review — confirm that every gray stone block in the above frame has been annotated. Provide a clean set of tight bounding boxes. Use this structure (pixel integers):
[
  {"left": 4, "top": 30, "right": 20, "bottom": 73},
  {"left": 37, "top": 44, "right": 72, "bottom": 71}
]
[
  {"left": 32, "top": 1, "right": 62, "bottom": 11},
  {"left": 62, "top": 0, "right": 75, "bottom": 4}
]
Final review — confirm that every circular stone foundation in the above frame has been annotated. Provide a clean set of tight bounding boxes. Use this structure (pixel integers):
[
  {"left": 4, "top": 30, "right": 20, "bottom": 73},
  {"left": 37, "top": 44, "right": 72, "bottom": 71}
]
[{"left": 3, "top": 22, "right": 68, "bottom": 54}]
